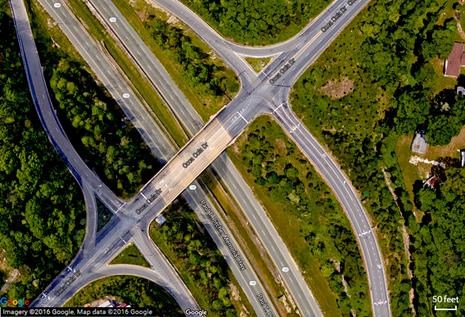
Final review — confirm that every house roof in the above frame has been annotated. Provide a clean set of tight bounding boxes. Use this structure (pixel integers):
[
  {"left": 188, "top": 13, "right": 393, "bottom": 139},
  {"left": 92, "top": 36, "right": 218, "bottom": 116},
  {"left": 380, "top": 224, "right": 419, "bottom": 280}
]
[
  {"left": 412, "top": 133, "right": 428, "bottom": 154},
  {"left": 444, "top": 43, "right": 465, "bottom": 78},
  {"left": 424, "top": 175, "right": 440, "bottom": 189}
]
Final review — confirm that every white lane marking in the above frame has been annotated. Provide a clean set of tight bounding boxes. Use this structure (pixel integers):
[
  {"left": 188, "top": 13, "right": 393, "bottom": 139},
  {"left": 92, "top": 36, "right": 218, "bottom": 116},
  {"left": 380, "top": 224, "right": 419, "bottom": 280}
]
[
  {"left": 293, "top": 30, "right": 323, "bottom": 60},
  {"left": 122, "top": 93, "right": 130, "bottom": 99},
  {"left": 109, "top": 16, "right": 117, "bottom": 23},
  {"left": 189, "top": 184, "right": 197, "bottom": 191},
  {"left": 249, "top": 280, "right": 257, "bottom": 286},
  {"left": 290, "top": 123, "right": 300, "bottom": 133},
  {"left": 53, "top": 2, "right": 61, "bottom": 8},
  {"left": 358, "top": 229, "right": 372, "bottom": 237},
  {"left": 140, "top": 192, "right": 148, "bottom": 200},
  {"left": 237, "top": 111, "right": 249, "bottom": 124},
  {"left": 115, "top": 202, "right": 126, "bottom": 213},
  {"left": 281, "top": 266, "right": 290, "bottom": 273},
  {"left": 272, "top": 103, "right": 284, "bottom": 113}
]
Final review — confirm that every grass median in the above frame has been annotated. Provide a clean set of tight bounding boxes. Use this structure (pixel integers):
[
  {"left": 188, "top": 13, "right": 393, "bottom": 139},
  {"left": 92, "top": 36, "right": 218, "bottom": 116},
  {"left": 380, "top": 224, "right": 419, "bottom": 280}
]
[
  {"left": 245, "top": 57, "right": 271, "bottom": 72},
  {"left": 110, "top": 244, "right": 150, "bottom": 268},
  {"left": 199, "top": 170, "right": 300, "bottom": 316}
]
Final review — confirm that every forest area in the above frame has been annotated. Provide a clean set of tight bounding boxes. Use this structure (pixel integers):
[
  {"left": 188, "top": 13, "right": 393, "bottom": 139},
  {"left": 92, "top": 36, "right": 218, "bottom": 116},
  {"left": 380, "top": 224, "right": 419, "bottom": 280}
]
[
  {"left": 145, "top": 14, "right": 237, "bottom": 99},
  {"left": 181, "top": 0, "right": 331, "bottom": 45},
  {"left": 230, "top": 117, "right": 370, "bottom": 316},
  {"left": 413, "top": 167, "right": 465, "bottom": 314},
  {"left": 150, "top": 201, "right": 244, "bottom": 316},
  {"left": 29, "top": 0, "right": 160, "bottom": 198},
  {"left": 0, "top": 0, "right": 85, "bottom": 298},
  {"left": 291, "top": 0, "right": 465, "bottom": 315},
  {"left": 65, "top": 275, "right": 183, "bottom": 315}
]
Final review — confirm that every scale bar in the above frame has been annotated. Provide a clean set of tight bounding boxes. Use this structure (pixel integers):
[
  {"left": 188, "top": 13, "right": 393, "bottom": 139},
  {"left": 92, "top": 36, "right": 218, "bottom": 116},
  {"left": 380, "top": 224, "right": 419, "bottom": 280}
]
[{"left": 434, "top": 305, "right": 457, "bottom": 311}]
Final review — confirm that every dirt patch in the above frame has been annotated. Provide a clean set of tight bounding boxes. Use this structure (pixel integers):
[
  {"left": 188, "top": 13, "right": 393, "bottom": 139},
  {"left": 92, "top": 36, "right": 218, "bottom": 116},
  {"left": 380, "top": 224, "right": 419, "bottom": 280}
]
[
  {"left": 231, "top": 143, "right": 241, "bottom": 155},
  {"left": 167, "top": 15, "right": 179, "bottom": 25},
  {"left": 275, "top": 138, "right": 287, "bottom": 152},
  {"left": 319, "top": 76, "right": 354, "bottom": 100}
]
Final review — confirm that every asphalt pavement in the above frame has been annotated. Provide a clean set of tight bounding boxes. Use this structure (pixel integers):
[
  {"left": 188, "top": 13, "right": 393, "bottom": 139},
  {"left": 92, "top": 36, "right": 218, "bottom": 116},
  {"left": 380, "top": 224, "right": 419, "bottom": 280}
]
[
  {"left": 86, "top": 1, "right": 323, "bottom": 314},
  {"left": 24, "top": 0, "right": 278, "bottom": 314},
  {"left": 15, "top": 0, "right": 391, "bottom": 315},
  {"left": 10, "top": 0, "right": 199, "bottom": 312}
]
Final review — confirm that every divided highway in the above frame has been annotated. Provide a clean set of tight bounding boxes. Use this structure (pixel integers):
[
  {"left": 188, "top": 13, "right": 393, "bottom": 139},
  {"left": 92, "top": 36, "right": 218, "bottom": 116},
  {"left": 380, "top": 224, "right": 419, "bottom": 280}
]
[
  {"left": 24, "top": 0, "right": 279, "bottom": 315},
  {"left": 13, "top": 0, "right": 391, "bottom": 316},
  {"left": 86, "top": 0, "right": 322, "bottom": 314},
  {"left": 9, "top": 0, "right": 198, "bottom": 312}
]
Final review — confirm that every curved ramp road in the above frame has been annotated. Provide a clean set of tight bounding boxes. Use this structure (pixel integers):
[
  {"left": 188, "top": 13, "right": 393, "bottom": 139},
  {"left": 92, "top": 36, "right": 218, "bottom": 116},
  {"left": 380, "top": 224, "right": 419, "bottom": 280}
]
[
  {"left": 20, "top": 0, "right": 278, "bottom": 315},
  {"left": 11, "top": 0, "right": 198, "bottom": 312},
  {"left": 36, "top": 0, "right": 279, "bottom": 314},
  {"left": 272, "top": 104, "right": 390, "bottom": 317},
  {"left": 8, "top": 0, "right": 122, "bottom": 213},
  {"left": 14, "top": 0, "right": 391, "bottom": 315},
  {"left": 153, "top": 0, "right": 361, "bottom": 58},
  {"left": 87, "top": 0, "right": 322, "bottom": 314}
]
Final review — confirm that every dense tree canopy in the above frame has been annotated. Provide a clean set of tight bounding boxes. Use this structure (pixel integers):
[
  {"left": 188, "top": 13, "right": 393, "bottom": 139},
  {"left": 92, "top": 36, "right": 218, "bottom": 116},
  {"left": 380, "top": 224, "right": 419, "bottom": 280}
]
[
  {"left": 145, "top": 15, "right": 237, "bottom": 96},
  {"left": 150, "top": 201, "right": 239, "bottom": 315},
  {"left": 48, "top": 59, "right": 161, "bottom": 197},
  {"left": 181, "top": 0, "right": 331, "bottom": 45},
  {"left": 0, "top": 0, "right": 84, "bottom": 298},
  {"left": 292, "top": 0, "right": 464, "bottom": 315},
  {"left": 412, "top": 168, "right": 465, "bottom": 315},
  {"left": 28, "top": 3, "right": 161, "bottom": 198}
]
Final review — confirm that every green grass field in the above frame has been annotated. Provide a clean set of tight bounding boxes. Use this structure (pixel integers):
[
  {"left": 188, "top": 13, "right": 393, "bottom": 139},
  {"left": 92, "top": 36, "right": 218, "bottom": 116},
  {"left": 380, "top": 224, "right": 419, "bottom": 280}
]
[
  {"left": 110, "top": 244, "right": 150, "bottom": 268},
  {"left": 245, "top": 57, "right": 271, "bottom": 72}
]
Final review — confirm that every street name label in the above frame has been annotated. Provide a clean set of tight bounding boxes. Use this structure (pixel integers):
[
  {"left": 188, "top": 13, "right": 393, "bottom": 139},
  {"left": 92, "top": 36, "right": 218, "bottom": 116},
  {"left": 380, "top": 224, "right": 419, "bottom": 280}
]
[
  {"left": 321, "top": 0, "right": 359, "bottom": 33},
  {"left": 256, "top": 293, "right": 275, "bottom": 317},
  {"left": 269, "top": 58, "right": 295, "bottom": 84},
  {"left": 55, "top": 270, "right": 81, "bottom": 296},
  {"left": 182, "top": 142, "right": 208, "bottom": 168},
  {"left": 199, "top": 200, "right": 246, "bottom": 271}
]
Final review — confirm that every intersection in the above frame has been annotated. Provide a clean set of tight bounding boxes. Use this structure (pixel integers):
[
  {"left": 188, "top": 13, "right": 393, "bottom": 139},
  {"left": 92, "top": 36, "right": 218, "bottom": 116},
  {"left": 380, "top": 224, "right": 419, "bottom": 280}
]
[{"left": 11, "top": 0, "right": 390, "bottom": 316}]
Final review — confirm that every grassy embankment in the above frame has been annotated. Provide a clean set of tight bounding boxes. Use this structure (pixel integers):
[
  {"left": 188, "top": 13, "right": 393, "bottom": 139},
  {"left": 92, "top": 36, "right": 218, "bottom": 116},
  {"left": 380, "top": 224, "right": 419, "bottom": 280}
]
[{"left": 245, "top": 57, "right": 271, "bottom": 72}]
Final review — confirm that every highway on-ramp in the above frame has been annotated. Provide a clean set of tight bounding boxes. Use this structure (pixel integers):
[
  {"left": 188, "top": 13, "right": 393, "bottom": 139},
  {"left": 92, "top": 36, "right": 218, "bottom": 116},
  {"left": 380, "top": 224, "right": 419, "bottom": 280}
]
[
  {"left": 15, "top": 0, "right": 391, "bottom": 315},
  {"left": 19, "top": 0, "right": 278, "bottom": 315},
  {"left": 85, "top": 0, "right": 323, "bottom": 314}
]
